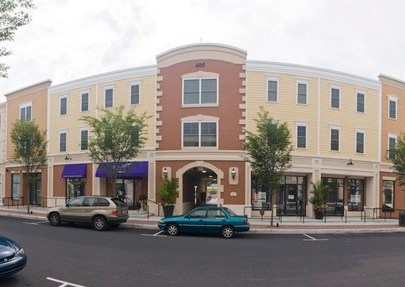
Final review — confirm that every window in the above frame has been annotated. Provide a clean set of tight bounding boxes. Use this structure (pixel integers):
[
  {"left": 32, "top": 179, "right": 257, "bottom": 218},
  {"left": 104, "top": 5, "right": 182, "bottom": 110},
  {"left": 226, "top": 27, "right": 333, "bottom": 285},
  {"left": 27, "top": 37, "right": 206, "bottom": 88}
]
[
  {"left": 80, "top": 129, "right": 88, "bottom": 151},
  {"left": 81, "top": 92, "right": 89, "bottom": 112},
  {"left": 383, "top": 180, "right": 395, "bottom": 210},
  {"left": 20, "top": 104, "right": 32, "bottom": 122},
  {"left": 105, "top": 88, "right": 113, "bottom": 108},
  {"left": 183, "top": 121, "right": 217, "bottom": 147},
  {"left": 388, "top": 136, "right": 396, "bottom": 159},
  {"left": 347, "top": 179, "right": 364, "bottom": 211},
  {"left": 296, "top": 124, "right": 307, "bottom": 148},
  {"left": 12, "top": 174, "right": 21, "bottom": 200},
  {"left": 389, "top": 97, "right": 397, "bottom": 119},
  {"left": 331, "top": 87, "right": 340, "bottom": 108},
  {"left": 59, "top": 131, "right": 67, "bottom": 152},
  {"left": 356, "top": 130, "right": 365, "bottom": 154},
  {"left": 297, "top": 82, "right": 307, "bottom": 104},
  {"left": 330, "top": 128, "right": 340, "bottom": 151},
  {"left": 130, "top": 83, "right": 140, "bottom": 105},
  {"left": 60, "top": 96, "right": 67, "bottom": 115},
  {"left": 183, "top": 78, "right": 217, "bottom": 105},
  {"left": 267, "top": 79, "right": 278, "bottom": 102},
  {"left": 356, "top": 92, "right": 365, "bottom": 113}
]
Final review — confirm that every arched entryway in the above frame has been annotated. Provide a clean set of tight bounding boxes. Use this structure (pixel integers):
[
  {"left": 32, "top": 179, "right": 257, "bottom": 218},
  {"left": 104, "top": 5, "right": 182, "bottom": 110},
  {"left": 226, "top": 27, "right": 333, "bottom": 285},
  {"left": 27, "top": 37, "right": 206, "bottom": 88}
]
[{"left": 175, "top": 161, "right": 224, "bottom": 214}]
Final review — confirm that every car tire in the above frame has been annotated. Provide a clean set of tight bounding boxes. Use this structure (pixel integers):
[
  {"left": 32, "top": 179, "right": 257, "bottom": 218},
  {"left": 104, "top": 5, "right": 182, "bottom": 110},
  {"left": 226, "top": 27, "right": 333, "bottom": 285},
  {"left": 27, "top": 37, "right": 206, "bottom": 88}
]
[
  {"left": 92, "top": 215, "right": 107, "bottom": 231},
  {"left": 166, "top": 223, "right": 179, "bottom": 236},
  {"left": 221, "top": 226, "right": 234, "bottom": 238},
  {"left": 48, "top": 212, "right": 61, "bottom": 226}
]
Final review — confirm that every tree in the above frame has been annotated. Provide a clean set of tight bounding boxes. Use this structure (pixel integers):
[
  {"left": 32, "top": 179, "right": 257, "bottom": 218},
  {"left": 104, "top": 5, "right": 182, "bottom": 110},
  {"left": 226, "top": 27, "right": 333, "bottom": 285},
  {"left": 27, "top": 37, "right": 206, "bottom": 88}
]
[
  {"left": 0, "top": 0, "right": 35, "bottom": 77},
  {"left": 10, "top": 120, "right": 48, "bottom": 214},
  {"left": 243, "top": 106, "right": 293, "bottom": 225},
  {"left": 81, "top": 105, "right": 150, "bottom": 196},
  {"left": 391, "top": 132, "right": 405, "bottom": 209}
]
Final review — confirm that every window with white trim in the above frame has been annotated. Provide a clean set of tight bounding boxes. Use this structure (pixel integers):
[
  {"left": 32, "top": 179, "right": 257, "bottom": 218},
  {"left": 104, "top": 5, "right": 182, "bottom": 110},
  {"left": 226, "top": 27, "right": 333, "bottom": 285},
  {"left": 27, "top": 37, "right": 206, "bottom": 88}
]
[
  {"left": 296, "top": 124, "right": 307, "bottom": 148},
  {"left": 330, "top": 127, "right": 340, "bottom": 151},
  {"left": 105, "top": 87, "right": 114, "bottom": 108},
  {"left": 297, "top": 81, "right": 307, "bottom": 104},
  {"left": 356, "top": 91, "right": 365, "bottom": 113},
  {"left": 183, "top": 78, "right": 217, "bottom": 105},
  {"left": 20, "top": 103, "right": 32, "bottom": 122},
  {"left": 356, "top": 130, "right": 365, "bottom": 154},
  {"left": 383, "top": 180, "right": 395, "bottom": 210},
  {"left": 388, "top": 97, "right": 397, "bottom": 119},
  {"left": 80, "top": 128, "right": 89, "bottom": 151},
  {"left": 59, "top": 131, "right": 67, "bottom": 152},
  {"left": 183, "top": 121, "right": 217, "bottom": 147},
  {"left": 267, "top": 79, "right": 278, "bottom": 102},
  {"left": 60, "top": 96, "right": 67, "bottom": 115},
  {"left": 388, "top": 135, "right": 396, "bottom": 159},
  {"left": 331, "top": 87, "right": 340, "bottom": 108},
  {"left": 130, "top": 83, "right": 140, "bottom": 105},
  {"left": 81, "top": 92, "right": 89, "bottom": 112}
]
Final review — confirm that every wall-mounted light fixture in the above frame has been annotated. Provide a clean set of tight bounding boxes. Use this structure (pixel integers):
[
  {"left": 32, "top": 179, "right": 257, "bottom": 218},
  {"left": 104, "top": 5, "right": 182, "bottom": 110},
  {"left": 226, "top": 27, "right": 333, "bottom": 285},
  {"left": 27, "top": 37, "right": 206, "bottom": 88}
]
[
  {"left": 231, "top": 168, "right": 237, "bottom": 180},
  {"left": 163, "top": 167, "right": 168, "bottom": 179},
  {"left": 65, "top": 154, "right": 72, "bottom": 160},
  {"left": 347, "top": 159, "right": 353, "bottom": 166}
]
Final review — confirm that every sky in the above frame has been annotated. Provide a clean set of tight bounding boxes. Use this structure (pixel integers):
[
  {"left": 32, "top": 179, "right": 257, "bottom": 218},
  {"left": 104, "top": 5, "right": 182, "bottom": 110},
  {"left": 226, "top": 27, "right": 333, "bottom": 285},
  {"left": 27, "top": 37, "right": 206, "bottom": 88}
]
[{"left": 1, "top": 0, "right": 405, "bottom": 101}]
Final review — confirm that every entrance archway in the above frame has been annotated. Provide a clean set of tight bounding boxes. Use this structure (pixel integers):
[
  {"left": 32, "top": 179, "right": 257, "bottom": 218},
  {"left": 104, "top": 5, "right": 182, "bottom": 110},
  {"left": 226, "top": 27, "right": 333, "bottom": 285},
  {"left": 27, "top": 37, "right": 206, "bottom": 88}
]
[{"left": 176, "top": 161, "right": 224, "bottom": 214}]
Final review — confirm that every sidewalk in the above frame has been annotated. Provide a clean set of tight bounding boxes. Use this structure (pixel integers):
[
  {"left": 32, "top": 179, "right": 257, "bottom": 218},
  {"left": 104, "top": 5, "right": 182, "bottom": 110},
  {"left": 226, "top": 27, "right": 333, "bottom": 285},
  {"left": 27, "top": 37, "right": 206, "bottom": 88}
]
[{"left": 1, "top": 205, "right": 404, "bottom": 234}]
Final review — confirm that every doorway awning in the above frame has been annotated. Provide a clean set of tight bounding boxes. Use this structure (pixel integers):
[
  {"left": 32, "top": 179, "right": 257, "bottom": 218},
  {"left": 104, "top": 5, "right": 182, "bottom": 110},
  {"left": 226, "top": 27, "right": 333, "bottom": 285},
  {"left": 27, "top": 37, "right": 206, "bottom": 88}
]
[
  {"left": 62, "top": 164, "right": 87, "bottom": 178},
  {"left": 95, "top": 161, "right": 148, "bottom": 178}
]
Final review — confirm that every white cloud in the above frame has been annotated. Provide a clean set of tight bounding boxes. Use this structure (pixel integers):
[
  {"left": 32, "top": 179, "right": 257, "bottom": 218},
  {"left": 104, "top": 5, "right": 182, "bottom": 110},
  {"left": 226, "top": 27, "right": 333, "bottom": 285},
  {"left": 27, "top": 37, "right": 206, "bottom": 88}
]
[{"left": 1, "top": 0, "right": 405, "bottom": 100}]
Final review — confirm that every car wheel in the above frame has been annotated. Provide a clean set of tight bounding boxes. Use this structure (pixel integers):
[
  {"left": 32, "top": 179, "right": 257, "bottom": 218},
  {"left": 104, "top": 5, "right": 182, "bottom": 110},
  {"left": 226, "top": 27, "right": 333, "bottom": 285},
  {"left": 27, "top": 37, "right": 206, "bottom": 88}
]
[
  {"left": 221, "top": 226, "right": 234, "bottom": 238},
  {"left": 166, "top": 223, "right": 179, "bottom": 236},
  {"left": 48, "top": 212, "right": 61, "bottom": 226},
  {"left": 92, "top": 216, "right": 107, "bottom": 231}
]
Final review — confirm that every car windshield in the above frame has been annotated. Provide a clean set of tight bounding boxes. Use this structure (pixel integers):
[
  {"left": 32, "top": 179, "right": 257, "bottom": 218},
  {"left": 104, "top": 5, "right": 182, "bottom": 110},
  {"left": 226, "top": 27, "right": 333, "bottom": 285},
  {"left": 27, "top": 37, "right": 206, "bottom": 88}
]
[{"left": 223, "top": 207, "right": 237, "bottom": 216}]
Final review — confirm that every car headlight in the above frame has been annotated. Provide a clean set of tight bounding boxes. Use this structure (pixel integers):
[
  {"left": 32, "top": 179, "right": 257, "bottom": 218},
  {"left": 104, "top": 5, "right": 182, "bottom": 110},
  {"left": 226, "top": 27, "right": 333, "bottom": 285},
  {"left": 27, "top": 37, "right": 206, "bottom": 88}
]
[{"left": 15, "top": 248, "right": 25, "bottom": 257}]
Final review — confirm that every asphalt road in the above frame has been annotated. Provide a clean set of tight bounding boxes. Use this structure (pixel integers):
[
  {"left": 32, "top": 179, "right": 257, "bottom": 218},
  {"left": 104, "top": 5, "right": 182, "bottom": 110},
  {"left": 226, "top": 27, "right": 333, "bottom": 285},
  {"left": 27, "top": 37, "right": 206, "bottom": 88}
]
[{"left": 1, "top": 215, "right": 405, "bottom": 287}]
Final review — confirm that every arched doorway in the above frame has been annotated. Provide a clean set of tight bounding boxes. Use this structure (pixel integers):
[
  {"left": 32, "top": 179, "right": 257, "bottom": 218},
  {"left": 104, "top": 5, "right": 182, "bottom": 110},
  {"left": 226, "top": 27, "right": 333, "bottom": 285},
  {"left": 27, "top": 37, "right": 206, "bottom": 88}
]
[{"left": 176, "top": 161, "right": 223, "bottom": 214}]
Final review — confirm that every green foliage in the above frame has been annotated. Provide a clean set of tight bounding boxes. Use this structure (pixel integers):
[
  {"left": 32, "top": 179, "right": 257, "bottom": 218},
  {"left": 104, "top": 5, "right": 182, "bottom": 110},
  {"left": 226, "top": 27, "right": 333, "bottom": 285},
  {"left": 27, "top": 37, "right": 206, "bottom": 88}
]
[
  {"left": 158, "top": 178, "right": 179, "bottom": 205},
  {"left": 10, "top": 120, "right": 48, "bottom": 174},
  {"left": 309, "top": 180, "right": 327, "bottom": 211},
  {"left": 392, "top": 133, "right": 405, "bottom": 186},
  {"left": 243, "top": 106, "right": 293, "bottom": 191},
  {"left": 0, "top": 0, "right": 35, "bottom": 77}
]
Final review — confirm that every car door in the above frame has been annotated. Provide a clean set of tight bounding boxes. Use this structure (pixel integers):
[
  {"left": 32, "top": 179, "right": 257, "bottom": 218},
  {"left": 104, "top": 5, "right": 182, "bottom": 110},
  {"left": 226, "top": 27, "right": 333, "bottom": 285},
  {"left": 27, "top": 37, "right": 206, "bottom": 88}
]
[
  {"left": 180, "top": 208, "right": 207, "bottom": 233},
  {"left": 61, "top": 196, "right": 85, "bottom": 222},
  {"left": 205, "top": 208, "right": 228, "bottom": 233}
]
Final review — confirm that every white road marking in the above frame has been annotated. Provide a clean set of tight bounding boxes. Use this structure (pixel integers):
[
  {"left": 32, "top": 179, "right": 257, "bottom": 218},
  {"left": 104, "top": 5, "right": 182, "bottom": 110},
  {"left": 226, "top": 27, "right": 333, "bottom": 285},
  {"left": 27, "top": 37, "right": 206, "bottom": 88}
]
[
  {"left": 22, "top": 221, "right": 47, "bottom": 225},
  {"left": 303, "top": 233, "right": 329, "bottom": 241},
  {"left": 46, "top": 277, "right": 88, "bottom": 287},
  {"left": 141, "top": 230, "right": 167, "bottom": 237}
]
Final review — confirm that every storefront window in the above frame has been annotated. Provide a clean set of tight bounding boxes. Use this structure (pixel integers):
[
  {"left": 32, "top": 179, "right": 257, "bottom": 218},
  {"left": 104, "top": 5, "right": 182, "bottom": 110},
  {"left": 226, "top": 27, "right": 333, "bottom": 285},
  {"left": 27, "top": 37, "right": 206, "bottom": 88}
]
[
  {"left": 67, "top": 179, "right": 85, "bottom": 201},
  {"left": 383, "top": 180, "right": 394, "bottom": 211},
  {"left": 347, "top": 179, "right": 364, "bottom": 211},
  {"left": 12, "top": 174, "right": 21, "bottom": 200},
  {"left": 323, "top": 178, "right": 344, "bottom": 216}
]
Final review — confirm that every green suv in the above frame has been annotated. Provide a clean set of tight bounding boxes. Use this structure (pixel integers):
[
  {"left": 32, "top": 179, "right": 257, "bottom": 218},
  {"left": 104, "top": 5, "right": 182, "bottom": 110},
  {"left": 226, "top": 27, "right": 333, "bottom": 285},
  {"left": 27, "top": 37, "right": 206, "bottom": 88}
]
[{"left": 47, "top": 196, "right": 129, "bottom": 231}]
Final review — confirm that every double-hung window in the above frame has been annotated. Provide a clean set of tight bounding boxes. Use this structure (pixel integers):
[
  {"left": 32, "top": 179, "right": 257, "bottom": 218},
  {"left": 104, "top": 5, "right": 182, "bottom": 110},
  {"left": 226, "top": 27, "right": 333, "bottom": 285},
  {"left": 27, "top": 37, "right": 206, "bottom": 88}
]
[
  {"left": 130, "top": 83, "right": 140, "bottom": 105},
  {"left": 331, "top": 87, "right": 340, "bottom": 108},
  {"left": 105, "top": 87, "right": 114, "bottom": 108},
  {"left": 388, "top": 135, "right": 396, "bottom": 159},
  {"left": 183, "top": 78, "right": 217, "bottom": 105},
  {"left": 330, "top": 127, "right": 340, "bottom": 151},
  {"left": 59, "top": 131, "right": 67, "bottom": 152},
  {"left": 296, "top": 124, "right": 307, "bottom": 148},
  {"left": 60, "top": 96, "right": 67, "bottom": 115},
  {"left": 80, "top": 129, "right": 89, "bottom": 151},
  {"left": 183, "top": 121, "right": 217, "bottom": 147},
  {"left": 267, "top": 79, "right": 278, "bottom": 102},
  {"left": 297, "top": 82, "right": 307, "bottom": 104},
  {"left": 356, "top": 92, "right": 365, "bottom": 113},
  {"left": 20, "top": 103, "right": 32, "bottom": 122},
  {"left": 81, "top": 92, "right": 89, "bottom": 112},
  {"left": 388, "top": 97, "right": 397, "bottom": 119},
  {"left": 356, "top": 130, "right": 365, "bottom": 154}
]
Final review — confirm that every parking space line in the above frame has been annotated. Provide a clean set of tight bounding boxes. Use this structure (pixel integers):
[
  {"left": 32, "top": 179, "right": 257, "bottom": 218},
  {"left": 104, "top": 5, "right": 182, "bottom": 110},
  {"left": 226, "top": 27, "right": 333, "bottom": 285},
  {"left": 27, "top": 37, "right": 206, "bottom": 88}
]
[
  {"left": 141, "top": 230, "right": 167, "bottom": 237},
  {"left": 302, "top": 233, "right": 329, "bottom": 241},
  {"left": 46, "top": 277, "right": 88, "bottom": 287}
]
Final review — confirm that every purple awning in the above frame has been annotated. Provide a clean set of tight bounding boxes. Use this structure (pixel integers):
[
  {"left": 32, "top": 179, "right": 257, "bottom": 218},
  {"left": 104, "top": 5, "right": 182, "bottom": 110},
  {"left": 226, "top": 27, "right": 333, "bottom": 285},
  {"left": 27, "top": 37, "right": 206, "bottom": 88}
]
[
  {"left": 62, "top": 164, "right": 87, "bottom": 178},
  {"left": 95, "top": 161, "right": 148, "bottom": 178}
]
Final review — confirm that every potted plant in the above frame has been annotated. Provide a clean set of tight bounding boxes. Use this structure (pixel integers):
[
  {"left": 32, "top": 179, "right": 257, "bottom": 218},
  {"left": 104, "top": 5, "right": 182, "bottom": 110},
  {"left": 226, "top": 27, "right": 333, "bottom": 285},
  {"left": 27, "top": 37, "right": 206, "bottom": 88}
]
[
  {"left": 158, "top": 178, "right": 179, "bottom": 217},
  {"left": 309, "top": 180, "right": 327, "bottom": 220}
]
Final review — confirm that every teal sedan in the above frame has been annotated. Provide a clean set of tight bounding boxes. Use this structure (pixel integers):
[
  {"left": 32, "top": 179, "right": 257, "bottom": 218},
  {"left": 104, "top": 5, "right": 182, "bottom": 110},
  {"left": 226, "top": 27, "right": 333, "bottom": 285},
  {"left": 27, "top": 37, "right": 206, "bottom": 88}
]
[{"left": 158, "top": 206, "right": 250, "bottom": 238}]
